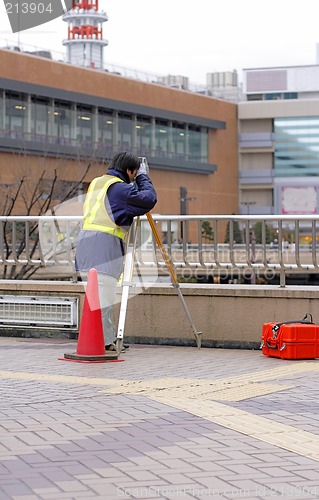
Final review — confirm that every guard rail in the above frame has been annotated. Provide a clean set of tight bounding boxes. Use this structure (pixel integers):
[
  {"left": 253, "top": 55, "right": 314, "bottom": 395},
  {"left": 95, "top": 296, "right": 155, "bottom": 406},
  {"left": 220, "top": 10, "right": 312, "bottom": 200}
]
[{"left": 0, "top": 214, "right": 318, "bottom": 287}]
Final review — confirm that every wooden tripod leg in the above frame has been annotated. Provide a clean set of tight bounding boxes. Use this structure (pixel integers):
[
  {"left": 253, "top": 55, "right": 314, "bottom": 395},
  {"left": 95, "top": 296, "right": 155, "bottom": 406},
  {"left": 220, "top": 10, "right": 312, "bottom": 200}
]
[
  {"left": 116, "top": 213, "right": 202, "bottom": 351},
  {"left": 146, "top": 212, "right": 202, "bottom": 348}
]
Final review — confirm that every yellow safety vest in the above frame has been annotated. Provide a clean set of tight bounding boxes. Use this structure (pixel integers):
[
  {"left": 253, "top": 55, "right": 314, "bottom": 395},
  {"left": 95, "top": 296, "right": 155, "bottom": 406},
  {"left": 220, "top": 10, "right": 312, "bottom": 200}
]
[{"left": 82, "top": 175, "right": 127, "bottom": 240}]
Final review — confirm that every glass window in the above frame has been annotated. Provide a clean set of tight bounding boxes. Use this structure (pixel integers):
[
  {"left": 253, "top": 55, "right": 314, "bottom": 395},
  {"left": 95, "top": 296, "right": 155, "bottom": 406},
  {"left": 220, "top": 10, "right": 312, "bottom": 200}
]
[
  {"left": 274, "top": 117, "right": 319, "bottom": 176},
  {"left": 172, "top": 123, "right": 185, "bottom": 157},
  {"left": 0, "top": 89, "right": 211, "bottom": 167},
  {"left": 284, "top": 92, "right": 298, "bottom": 100},
  {"left": 135, "top": 115, "right": 152, "bottom": 154},
  {"left": 188, "top": 125, "right": 203, "bottom": 161},
  {"left": 201, "top": 128, "right": 208, "bottom": 163},
  {"left": 247, "top": 94, "right": 263, "bottom": 101},
  {"left": 77, "top": 104, "right": 93, "bottom": 142},
  {"left": 155, "top": 119, "right": 169, "bottom": 156},
  {"left": 98, "top": 108, "right": 113, "bottom": 146},
  {"left": 265, "top": 93, "right": 282, "bottom": 100},
  {"left": 53, "top": 100, "right": 72, "bottom": 144},
  {"left": 5, "top": 91, "right": 28, "bottom": 136},
  {"left": 118, "top": 113, "right": 132, "bottom": 149},
  {"left": 31, "top": 97, "right": 50, "bottom": 138}
]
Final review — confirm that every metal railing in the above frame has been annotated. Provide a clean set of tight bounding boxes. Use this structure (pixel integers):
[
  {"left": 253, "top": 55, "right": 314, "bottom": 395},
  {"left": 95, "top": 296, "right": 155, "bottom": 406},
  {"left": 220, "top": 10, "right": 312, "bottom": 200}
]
[
  {"left": 0, "top": 129, "right": 208, "bottom": 164},
  {"left": 1, "top": 214, "right": 319, "bottom": 286}
]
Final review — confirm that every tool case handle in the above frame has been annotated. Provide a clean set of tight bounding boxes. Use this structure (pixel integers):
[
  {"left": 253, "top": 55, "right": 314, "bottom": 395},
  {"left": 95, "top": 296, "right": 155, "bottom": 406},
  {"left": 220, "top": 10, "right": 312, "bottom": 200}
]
[
  {"left": 272, "top": 313, "right": 313, "bottom": 336},
  {"left": 267, "top": 313, "right": 314, "bottom": 349},
  {"left": 266, "top": 341, "right": 280, "bottom": 350}
]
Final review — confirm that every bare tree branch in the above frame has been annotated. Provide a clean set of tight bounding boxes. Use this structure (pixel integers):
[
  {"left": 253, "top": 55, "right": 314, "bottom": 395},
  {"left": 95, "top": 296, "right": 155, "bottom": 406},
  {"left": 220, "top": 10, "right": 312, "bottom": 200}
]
[{"left": 0, "top": 149, "right": 95, "bottom": 280}]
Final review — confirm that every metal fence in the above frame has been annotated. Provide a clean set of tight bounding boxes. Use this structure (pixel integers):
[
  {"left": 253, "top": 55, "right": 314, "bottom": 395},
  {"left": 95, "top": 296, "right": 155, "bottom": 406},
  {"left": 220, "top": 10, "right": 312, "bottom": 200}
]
[{"left": 1, "top": 214, "right": 319, "bottom": 287}]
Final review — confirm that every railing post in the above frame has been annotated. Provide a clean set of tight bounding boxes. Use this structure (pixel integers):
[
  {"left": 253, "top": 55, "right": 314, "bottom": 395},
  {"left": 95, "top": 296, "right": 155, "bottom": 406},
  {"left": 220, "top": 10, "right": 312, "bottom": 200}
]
[
  {"left": 250, "top": 229, "right": 256, "bottom": 285},
  {"left": 279, "top": 269, "right": 286, "bottom": 288}
]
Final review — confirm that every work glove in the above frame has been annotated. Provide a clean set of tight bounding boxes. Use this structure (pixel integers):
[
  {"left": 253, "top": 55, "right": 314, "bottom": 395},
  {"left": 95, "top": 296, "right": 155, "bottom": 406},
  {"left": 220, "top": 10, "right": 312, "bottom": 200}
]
[{"left": 136, "top": 157, "right": 149, "bottom": 177}]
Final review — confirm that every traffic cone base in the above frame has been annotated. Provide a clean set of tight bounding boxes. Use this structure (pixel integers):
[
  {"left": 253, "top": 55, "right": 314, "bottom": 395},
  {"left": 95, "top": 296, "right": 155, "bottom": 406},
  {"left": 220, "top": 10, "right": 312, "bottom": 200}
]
[
  {"left": 62, "top": 352, "right": 119, "bottom": 361},
  {"left": 59, "top": 356, "right": 125, "bottom": 363}
]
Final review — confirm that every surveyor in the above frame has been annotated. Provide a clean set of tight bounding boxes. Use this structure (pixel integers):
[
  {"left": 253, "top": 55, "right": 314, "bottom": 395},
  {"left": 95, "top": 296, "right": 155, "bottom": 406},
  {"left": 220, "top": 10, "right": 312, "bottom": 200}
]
[{"left": 75, "top": 152, "right": 157, "bottom": 352}]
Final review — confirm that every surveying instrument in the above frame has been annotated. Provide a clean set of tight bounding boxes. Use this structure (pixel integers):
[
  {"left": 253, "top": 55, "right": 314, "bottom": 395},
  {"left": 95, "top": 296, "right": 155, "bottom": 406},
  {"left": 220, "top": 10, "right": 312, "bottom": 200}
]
[{"left": 115, "top": 157, "right": 202, "bottom": 355}]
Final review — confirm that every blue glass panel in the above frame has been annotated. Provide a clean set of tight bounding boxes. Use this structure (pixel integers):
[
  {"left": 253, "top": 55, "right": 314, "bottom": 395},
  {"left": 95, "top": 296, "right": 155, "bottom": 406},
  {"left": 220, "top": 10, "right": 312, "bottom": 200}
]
[{"left": 274, "top": 117, "right": 319, "bottom": 177}]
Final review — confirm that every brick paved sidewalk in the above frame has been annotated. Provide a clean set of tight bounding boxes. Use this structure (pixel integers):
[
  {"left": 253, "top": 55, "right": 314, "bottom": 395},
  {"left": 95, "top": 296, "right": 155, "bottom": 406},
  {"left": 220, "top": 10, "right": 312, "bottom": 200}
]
[{"left": 0, "top": 338, "right": 319, "bottom": 499}]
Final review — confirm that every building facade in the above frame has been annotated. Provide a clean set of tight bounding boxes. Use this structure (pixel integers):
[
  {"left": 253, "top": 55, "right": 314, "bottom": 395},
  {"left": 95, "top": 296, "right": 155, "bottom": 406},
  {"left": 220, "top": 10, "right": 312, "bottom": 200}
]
[
  {"left": 0, "top": 49, "right": 238, "bottom": 241},
  {"left": 239, "top": 65, "right": 319, "bottom": 232}
]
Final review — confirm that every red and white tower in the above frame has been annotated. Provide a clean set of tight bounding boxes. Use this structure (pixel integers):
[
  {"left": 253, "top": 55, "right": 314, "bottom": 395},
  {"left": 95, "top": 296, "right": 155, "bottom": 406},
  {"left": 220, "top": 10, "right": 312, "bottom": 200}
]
[{"left": 62, "top": 1, "right": 108, "bottom": 69}]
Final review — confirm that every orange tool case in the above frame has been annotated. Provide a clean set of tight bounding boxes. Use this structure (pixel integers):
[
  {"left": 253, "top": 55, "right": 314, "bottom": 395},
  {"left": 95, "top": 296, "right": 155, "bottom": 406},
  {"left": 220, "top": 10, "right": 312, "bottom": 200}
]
[{"left": 261, "top": 314, "right": 319, "bottom": 360}]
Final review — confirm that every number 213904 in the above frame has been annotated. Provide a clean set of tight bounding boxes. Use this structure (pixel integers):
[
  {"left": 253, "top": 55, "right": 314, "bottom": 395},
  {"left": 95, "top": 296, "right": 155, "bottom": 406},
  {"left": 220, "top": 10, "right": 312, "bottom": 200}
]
[{"left": 5, "top": 3, "right": 53, "bottom": 14}]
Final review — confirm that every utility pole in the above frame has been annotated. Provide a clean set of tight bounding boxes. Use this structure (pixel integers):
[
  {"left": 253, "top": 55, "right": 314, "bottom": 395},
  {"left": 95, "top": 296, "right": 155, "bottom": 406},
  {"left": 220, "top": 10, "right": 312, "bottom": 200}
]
[
  {"left": 180, "top": 186, "right": 187, "bottom": 215},
  {"left": 180, "top": 186, "right": 187, "bottom": 241},
  {"left": 241, "top": 201, "right": 256, "bottom": 215},
  {"left": 179, "top": 186, "right": 196, "bottom": 242}
]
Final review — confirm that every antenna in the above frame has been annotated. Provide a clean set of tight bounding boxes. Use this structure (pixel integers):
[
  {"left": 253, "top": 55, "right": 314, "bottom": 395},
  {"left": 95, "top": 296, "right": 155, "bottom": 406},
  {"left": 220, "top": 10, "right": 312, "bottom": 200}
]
[{"left": 62, "top": 0, "right": 108, "bottom": 69}]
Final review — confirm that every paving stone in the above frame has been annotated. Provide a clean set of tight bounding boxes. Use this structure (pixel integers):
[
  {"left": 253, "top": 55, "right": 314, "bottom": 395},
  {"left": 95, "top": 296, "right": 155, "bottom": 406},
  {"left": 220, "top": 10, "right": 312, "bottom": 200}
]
[
  {"left": 11, "top": 496, "right": 39, "bottom": 500},
  {"left": 0, "top": 483, "right": 34, "bottom": 496},
  {"left": 294, "top": 469, "right": 319, "bottom": 480}
]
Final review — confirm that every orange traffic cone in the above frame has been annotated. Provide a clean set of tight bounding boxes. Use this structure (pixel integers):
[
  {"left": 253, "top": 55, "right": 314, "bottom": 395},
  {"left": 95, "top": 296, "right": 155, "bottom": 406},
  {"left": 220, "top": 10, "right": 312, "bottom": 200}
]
[{"left": 61, "top": 268, "right": 120, "bottom": 363}]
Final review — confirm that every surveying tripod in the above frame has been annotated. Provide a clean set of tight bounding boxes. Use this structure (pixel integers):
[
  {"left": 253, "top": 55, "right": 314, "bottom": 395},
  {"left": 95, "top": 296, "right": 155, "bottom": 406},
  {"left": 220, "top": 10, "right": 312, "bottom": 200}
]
[{"left": 115, "top": 159, "right": 202, "bottom": 355}]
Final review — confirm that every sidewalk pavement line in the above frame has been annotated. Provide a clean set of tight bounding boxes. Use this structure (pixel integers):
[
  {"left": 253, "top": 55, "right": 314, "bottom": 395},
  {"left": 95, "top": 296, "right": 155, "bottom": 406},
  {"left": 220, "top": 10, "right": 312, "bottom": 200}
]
[
  {"left": 0, "top": 359, "right": 317, "bottom": 387},
  {"left": 101, "top": 378, "right": 293, "bottom": 400},
  {"left": 0, "top": 360, "right": 315, "bottom": 402},
  {"left": 150, "top": 396, "right": 319, "bottom": 462},
  {"left": 99, "top": 361, "right": 319, "bottom": 400}
]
